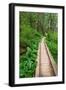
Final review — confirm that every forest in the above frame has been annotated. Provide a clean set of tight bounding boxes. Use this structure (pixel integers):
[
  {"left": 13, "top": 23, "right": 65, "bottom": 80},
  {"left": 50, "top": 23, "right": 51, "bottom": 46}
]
[{"left": 19, "top": 12, "right": 58, "bottom": 78}]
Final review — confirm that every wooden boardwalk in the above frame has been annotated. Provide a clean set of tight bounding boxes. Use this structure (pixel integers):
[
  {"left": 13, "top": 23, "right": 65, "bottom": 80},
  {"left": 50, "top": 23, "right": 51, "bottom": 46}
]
[{"left": 35, "top": 38, "right": 56, "bottom": 77}]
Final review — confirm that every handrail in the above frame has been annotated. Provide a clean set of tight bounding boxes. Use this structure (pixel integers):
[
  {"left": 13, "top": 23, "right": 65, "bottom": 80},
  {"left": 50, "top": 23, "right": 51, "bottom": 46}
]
[
  {"left": 35, "top": 43, "right": 40, "bottom": 77},
  {"left": 44, "top": 41, "right": 58, "bottom": 76}
]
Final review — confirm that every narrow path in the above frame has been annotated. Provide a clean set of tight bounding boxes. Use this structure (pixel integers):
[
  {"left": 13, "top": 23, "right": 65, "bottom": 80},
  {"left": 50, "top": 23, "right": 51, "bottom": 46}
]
[{"left": 35, "top": 38, "right": 55, "bottom": 77}]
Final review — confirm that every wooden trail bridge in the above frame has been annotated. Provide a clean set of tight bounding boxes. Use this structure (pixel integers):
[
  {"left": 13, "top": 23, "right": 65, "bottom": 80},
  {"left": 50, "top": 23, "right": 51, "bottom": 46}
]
[{"left": 35, "top": 38, "right": 57, "bottom": 77}]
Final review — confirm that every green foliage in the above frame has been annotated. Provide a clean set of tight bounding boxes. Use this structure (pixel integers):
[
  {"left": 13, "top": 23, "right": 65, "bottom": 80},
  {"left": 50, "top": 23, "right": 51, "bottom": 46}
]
[
  {"left": 46, "top": 31, "right": 58, "bottom": 63},
  {"left": 19, "top": 38, "right": 41, "bottom": 77},
  {"left": 19, "top": 12, "right": 42, "bottom": 77}
]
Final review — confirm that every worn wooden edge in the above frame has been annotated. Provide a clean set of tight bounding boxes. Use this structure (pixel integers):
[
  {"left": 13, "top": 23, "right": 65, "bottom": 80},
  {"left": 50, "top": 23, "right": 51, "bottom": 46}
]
[{"left": 35, "top": 44, "right": 41, "bottom": 77}]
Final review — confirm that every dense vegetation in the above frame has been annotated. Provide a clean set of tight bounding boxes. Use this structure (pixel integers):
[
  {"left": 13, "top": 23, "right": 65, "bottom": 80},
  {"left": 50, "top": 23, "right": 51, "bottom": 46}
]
[
  {"left": 19, "top": 12, "right": 58, "bottom": 78},
  {"left": 46, "top": 31, "right": 58, "bottom": 63}
]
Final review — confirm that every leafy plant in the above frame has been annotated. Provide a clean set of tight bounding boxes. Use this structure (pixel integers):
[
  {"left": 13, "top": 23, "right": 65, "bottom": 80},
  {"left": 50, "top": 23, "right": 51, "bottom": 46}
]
[{"left": 46, "top": 31, "right": 58, "bottom": 63}]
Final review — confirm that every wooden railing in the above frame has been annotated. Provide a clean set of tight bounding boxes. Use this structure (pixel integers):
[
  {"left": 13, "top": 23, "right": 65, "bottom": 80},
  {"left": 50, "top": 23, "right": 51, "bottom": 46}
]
[{"left": 45, "top": 43, "right": 58, "bottom": 76}]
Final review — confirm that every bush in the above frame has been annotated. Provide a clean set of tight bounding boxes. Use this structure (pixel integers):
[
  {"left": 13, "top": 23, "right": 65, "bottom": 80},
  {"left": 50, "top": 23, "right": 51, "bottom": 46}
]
[
  {"left": 19, "top": 24, "right": 41, "bottom": 77},
  {"left": 46, "top": 31, "right": 58, "bottom": 63},
  {"left": 19, "top": 39, "right": 41, "bottom": 77}
]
